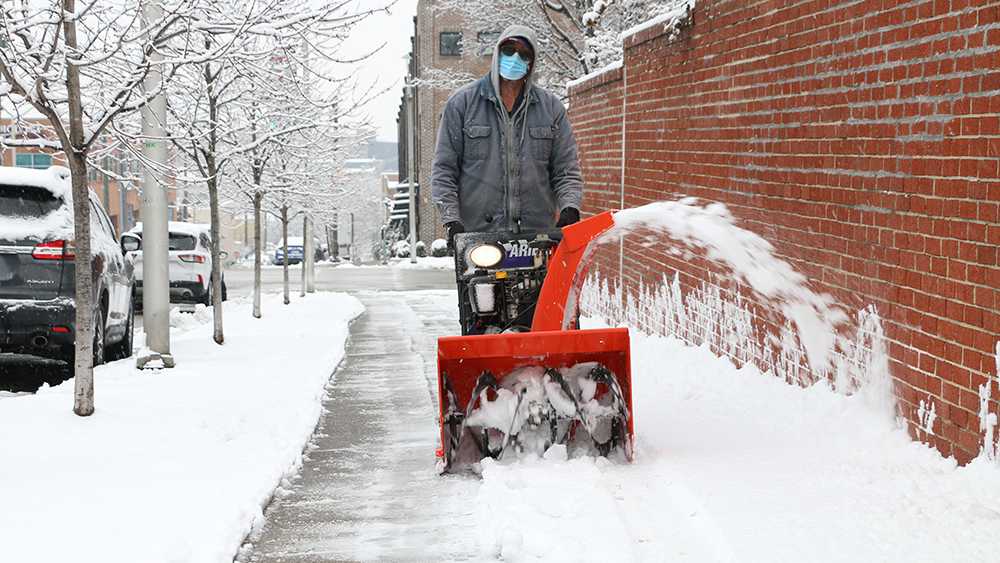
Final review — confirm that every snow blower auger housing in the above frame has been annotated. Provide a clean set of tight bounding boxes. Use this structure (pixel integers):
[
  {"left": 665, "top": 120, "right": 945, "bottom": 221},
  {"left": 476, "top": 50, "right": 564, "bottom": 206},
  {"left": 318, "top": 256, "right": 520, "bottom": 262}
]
[{"left": 437, "top": 212, "right": 634, "bottom": 473}]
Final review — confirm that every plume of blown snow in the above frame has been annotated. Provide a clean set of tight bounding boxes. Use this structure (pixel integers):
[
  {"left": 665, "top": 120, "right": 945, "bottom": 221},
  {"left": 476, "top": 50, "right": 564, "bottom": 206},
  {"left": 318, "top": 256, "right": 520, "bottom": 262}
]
[{"left": 602, "top": 198, "right": 848, "bottom": 375}]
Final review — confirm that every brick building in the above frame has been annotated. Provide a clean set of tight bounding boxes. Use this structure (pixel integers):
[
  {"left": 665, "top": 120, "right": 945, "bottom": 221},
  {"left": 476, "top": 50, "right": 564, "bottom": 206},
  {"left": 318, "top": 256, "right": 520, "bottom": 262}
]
[
  {"left": 398, "top": 1, "right": 498, "bottom": 245},
  {"left": 569, "top": 1, "right": 1000, "bottom": 463}
]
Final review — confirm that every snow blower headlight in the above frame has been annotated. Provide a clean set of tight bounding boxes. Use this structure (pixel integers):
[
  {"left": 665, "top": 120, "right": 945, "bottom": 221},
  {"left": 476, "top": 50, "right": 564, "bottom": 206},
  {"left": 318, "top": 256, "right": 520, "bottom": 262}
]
[{"left": 468, "top": 244, "right": 503, "bottom": 269}]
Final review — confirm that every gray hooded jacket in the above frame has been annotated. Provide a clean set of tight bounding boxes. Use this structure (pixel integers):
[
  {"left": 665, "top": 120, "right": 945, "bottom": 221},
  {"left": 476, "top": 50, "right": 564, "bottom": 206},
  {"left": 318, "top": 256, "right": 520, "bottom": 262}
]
[{"left": 431, "top": 25, "right": 583, "bottom": 233}]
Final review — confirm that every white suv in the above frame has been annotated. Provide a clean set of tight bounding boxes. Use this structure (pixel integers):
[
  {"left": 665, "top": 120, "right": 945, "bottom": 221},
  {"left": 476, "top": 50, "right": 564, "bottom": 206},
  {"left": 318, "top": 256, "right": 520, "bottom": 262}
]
[{"left": 122, "top": 222, "right": 226, "bottom": 307}]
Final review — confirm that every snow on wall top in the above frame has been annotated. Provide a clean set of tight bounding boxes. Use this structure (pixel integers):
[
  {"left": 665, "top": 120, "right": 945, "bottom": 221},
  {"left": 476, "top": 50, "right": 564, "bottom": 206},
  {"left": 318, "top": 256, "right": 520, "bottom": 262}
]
[
  {"left": 620, "top": 0, "right": 696, "bottom": 42},
  {"left": 566, "top": 1, "right": 696, "bottom": 92},
  {"left": 566, "top": 60, "right": 623, "bottom": 90}
]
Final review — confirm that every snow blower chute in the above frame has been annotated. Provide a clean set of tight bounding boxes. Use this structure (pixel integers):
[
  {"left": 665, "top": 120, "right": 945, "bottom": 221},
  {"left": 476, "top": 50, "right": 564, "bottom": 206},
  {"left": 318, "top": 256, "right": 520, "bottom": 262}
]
[{"left": 437, "top": 212, "right": 634, "bottom": 473}]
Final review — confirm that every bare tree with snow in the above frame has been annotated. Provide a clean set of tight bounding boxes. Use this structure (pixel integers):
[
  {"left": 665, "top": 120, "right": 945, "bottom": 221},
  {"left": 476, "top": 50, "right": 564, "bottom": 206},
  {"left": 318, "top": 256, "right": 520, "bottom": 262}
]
[
  {"left": 159, "top": 0, "right": 386, "bottom": 338},
  {"left": 436, "top": 0, "right": 693, "bottom": 93},
  {"left": 0, "top": 0, "right": 205, "bottom": 415}
]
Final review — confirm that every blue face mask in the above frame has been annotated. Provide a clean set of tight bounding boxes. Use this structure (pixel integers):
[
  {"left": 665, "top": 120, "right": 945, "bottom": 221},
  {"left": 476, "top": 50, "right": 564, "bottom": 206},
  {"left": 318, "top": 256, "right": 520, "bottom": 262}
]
[{"left": 499, "top": 52, "right": 530, "bottom": 81}]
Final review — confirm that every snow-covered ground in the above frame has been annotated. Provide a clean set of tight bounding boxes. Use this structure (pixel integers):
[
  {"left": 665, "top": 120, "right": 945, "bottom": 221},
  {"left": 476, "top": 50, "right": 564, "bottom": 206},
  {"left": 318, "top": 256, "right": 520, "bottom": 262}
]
[
  {"left": 473, "top": 323, "right": 1000, "bottom": 562},
  {"left": 390, "top": 255, "right": 454, "bottom": 270},
  {"left": 0, "top": 292, "right": 363, "bottom": 563}
]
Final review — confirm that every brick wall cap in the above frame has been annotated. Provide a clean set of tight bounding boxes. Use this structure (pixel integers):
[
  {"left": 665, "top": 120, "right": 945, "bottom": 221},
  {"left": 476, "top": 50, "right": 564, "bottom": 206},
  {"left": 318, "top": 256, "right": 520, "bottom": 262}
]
[
  {"left": 567, "top": 60, "right": 623, "bottom": 96},
  {"left": 622, "top": 1, "right": 694, "bottom": 50}
]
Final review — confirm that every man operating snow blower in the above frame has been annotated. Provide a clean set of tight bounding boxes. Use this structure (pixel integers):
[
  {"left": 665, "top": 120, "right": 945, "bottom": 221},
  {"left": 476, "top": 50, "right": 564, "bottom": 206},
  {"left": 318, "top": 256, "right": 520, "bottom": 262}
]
[
  {"left": 429, "top": 26, "right": 634, "bottom": 474},
  {"left": 431, "top": 25, "right": 583, "bottom": 245}
]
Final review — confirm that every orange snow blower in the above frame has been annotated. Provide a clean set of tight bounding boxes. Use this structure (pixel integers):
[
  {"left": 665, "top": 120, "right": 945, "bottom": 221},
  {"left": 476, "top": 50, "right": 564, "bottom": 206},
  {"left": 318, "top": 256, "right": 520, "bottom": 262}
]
[{"left": 436, "top": 212, "right": 634, "bottom": 473}]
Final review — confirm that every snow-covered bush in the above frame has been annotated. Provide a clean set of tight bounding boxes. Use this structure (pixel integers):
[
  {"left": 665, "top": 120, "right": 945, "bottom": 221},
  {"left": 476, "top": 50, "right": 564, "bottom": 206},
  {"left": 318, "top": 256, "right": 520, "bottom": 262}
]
[
  {"left": 415, "top": 241, "right": 427, "bottom": 257},
  {"left": 431, "top": 238, "right": 449, "bottom": 257},
  {"left": 393, "top": 240, "right": 411, "bottom": 258}
]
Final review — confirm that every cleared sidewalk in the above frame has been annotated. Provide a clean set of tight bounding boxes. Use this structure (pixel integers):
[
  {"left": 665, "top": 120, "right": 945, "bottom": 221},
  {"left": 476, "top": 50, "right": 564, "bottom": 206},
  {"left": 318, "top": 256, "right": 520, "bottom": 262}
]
[{"left": 244, "top": 291, "right": 479, "bottom": 562}]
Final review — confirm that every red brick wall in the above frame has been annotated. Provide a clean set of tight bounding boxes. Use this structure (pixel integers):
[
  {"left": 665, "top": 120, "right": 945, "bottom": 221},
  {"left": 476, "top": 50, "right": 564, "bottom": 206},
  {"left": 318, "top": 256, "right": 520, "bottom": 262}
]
[{"left": 569, "top": 0, "right": 1000, "bottom": 463}]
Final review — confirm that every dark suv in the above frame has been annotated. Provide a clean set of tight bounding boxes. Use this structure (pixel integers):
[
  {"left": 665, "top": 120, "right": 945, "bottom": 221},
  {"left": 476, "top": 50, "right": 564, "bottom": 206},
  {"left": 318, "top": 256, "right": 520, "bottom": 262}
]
[{"left": 0, "top": 166, "right": 134, "bottom": 366}]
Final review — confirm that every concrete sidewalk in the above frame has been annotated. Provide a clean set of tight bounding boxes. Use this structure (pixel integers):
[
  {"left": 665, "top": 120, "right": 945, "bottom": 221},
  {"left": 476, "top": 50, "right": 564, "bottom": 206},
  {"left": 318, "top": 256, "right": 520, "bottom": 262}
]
[{"left": 242, "top": 291, "right": 480, "bottom": 562}]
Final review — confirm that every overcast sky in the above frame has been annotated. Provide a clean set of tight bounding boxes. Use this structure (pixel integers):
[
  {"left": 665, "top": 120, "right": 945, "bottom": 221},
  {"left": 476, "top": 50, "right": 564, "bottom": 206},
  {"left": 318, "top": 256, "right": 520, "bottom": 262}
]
[{"left": 342, "top": 0, "right": 420, "bottom": 143}]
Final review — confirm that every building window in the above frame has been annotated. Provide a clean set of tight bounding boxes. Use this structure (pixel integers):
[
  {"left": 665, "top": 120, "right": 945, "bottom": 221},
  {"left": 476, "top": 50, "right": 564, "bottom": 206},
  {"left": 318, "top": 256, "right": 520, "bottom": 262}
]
[
  {"left": 14, "top": 153, "right": 52, "bottom": 169},
  {"left": 439, "top": 32, "right": 462, "bottom": 56},
  {"left": 477, "top": 31, "right": 500, "bottom": 56}
]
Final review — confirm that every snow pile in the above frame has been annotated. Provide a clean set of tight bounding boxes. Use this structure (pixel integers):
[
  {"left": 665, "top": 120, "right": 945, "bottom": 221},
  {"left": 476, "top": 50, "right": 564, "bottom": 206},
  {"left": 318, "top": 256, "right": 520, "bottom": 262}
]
[
  {"left": 168, "top": 303, "right": 213, "bottom": 330},
  {"left": 979, "top": 342, "right": 1000, "bottom": 462},
  {"left": 474, "top": 326, "right": 1000, "bottom": 561},
  {"left": 0, "top": 292, "right": 363, "bottom": 563}
]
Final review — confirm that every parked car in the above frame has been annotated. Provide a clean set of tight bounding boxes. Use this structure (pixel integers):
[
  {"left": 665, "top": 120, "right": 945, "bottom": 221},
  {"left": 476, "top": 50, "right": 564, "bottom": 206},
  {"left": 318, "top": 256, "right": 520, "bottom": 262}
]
[
  {"left": 122, "top": 222, "right": 227, "bottom": 307},
  {"left": 274, "top": 237, "right": 304, "bottom": 265},
  {"left": 0, "top": 166, "right": 134, "bottom": 365}
]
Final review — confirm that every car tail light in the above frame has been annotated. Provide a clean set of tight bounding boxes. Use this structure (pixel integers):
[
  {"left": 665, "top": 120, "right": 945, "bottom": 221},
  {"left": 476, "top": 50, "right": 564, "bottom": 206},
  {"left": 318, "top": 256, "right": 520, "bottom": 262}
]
[
  {"left": 32, "top": 239, "right": 75, "bottom": 261},
  {"left": 197, "top": 274, "right": 203, "bottom": 285},
  {"left": 51, "top": 325, "right": 71, "bottom": 334},
  {"left": 178, "top": 254, "right": 206, "bottom": 263}
]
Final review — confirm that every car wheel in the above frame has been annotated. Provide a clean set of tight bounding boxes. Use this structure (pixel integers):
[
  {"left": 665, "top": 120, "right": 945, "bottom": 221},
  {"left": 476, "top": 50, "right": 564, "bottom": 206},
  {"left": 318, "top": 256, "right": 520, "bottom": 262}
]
[{"left": 93, "top": 306, "right": 106, "bottom": 367}]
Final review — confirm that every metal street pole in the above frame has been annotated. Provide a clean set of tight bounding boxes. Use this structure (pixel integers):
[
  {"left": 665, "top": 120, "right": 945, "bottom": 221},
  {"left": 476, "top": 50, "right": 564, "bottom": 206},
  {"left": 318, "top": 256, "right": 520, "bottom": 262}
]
[
  {"left": 119, "top": 180, "right": 128, "bottom": 233},
  {"left": 137, "top": 0, "right": 173, "bottom": 369},
  {"left": 350, "top": 212, "right": 357, "bottom": 265},
  {"left": 406, "top": 82, "right": 417, "bottom": 264},
  {"left": 300, "top": 214, "right": 307, "bottom": 298},
  {"left": 306, "top": 216, "right": 315, "bottom": 293}
]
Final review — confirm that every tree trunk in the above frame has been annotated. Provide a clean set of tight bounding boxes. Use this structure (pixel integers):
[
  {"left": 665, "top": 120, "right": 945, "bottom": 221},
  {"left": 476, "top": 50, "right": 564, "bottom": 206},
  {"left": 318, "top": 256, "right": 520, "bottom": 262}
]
[
  {"left": 207, "top": 169, "right": 225, "bottom": 344},
  {"left": 64, "top": 0, "right": 95, "bottom": 416},
  {"left": 204, "top": 60, "right": 224, "bottom": 344},
  {"left": 282, "top": 205, "right": 290, "bottom": 305},
  {"left": 68, "top": 152, "right": 95, "bottom": 416},
  {"left": 253, "top": 191, "right": 263, "bottom": 319},
  {"left": 300, "top": 215, "right": 307, "bottom": 297}
]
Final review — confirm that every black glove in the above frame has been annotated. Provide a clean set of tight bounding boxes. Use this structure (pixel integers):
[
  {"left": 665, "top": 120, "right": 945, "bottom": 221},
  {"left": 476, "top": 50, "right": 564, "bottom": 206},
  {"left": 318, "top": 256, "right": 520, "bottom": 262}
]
[
  {"left": 556, "top": 207, "right": 580, "bottom": 228},
  {"left": 445, "top": 221, "right": 465, "bottom": 250}
]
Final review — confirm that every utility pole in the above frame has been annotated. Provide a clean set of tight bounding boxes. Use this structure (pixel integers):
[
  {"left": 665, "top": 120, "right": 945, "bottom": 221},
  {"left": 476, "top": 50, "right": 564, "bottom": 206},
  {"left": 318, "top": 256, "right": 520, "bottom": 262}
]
[
  {"left": 406, "top": 82, "right": 417, "bottom": 264},
  {"left": 136, "top": 0, "right": 174, "bottom": 369}
]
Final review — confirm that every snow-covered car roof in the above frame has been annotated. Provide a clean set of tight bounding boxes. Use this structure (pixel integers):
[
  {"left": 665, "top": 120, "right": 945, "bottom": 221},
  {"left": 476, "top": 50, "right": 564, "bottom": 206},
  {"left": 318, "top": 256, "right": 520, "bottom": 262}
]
[
  {"left": 0, "top": 166, "right": 74, "bottom": 241},
  {"left": 0, "top": 165, "right": 72, "bottom": 198},
  {"left": 278, "top": 237, "right": 305, "bottom": 246},
  {"left": 128, "top": 221, "right": 211, "bottom": 237}
]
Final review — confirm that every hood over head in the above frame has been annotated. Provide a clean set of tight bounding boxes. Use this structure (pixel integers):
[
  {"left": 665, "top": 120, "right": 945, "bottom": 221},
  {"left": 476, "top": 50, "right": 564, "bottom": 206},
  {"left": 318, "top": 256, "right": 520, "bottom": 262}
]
[{"left": 491, "top": 24, "right": 539, "bottom": 101}]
